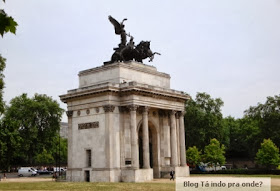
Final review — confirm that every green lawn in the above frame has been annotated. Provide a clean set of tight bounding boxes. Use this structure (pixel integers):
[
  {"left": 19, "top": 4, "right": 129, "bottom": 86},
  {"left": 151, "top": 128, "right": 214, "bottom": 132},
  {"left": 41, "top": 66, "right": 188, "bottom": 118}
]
[
  {"left": 0, "top": 182, "right": 175, "bottom": 191},
  {"left": 0, "top": 175, "right": 280, "bottom": 191}
]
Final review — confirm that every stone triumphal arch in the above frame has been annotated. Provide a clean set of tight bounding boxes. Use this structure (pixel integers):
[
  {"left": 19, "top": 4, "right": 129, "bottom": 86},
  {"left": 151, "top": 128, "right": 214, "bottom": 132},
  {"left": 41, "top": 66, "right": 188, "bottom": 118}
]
[{"left": 60, "top": 61, "right": 190, "bottom": 182}]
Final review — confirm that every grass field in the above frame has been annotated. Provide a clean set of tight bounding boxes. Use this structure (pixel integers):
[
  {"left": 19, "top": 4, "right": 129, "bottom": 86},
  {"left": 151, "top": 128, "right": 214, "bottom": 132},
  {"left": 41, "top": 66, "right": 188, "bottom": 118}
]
[
  {"left": 0, "top": 175, "right": 279, "bottom": 191},
  {"left": 1, "top": 181, "right": 175, "bottom": 191}
]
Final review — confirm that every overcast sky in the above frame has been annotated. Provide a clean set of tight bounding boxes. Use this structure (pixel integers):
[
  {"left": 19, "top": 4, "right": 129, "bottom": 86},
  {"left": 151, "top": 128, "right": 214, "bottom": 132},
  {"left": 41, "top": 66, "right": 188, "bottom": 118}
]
[{"left": 1, "top": 0, "right": 280, "bottom": 122}]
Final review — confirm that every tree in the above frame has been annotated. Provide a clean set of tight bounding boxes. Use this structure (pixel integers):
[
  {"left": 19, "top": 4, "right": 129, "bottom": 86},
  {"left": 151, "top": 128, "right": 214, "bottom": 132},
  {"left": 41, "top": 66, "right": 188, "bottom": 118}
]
[
  {"left": 185, "top": 92, "right": 225, "bottom": 150},
  {"left": 0, "top": 118, "right": 22, "bottom": 171},
  {"left": 186, "top": 146, "right": 201, "bottom": 167},
  {"left": 0, "top": 0, "right": 18, "bottom": 37},
  {"left": 0, "top": 0, "right": 18, "bottom": 113},
  {"left": 52, "top": 136, "right": 68, "bottom": 166},
  {"left": 224, "top": 116, "right": 261, "bottom": 159},
  {"left": 35, "top": 148, "right": 54, "bottom": 165},
  {"left": 0, "top": 1, "right": 18, "bottom": 164},
  {"left": 203, "top": 138, "right": 226, "bottom": 171},
  {"left": 3, "top": 93, "right": 64, "bottom": 165},
  {"left": 256, "top": 139, "right": 280, "bottom": 169},
  {"left": 0, "top": 0, "right": 18, "bottom": 112},
  {"left": 245, "top": 95, "right": 280, "bottom": 148}
]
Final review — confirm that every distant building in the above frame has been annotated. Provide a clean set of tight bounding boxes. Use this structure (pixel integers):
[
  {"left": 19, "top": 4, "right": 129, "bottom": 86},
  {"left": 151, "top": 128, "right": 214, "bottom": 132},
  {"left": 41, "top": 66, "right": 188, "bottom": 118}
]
[{"left": 60, "top": 122, "right": 68, "bottom": 139}]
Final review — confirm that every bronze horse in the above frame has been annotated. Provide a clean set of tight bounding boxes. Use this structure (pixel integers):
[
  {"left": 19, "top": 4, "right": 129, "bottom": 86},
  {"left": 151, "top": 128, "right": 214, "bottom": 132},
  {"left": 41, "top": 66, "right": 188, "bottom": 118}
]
[{"left": 110, "top": 40, "right": 160, "bottom": 63}]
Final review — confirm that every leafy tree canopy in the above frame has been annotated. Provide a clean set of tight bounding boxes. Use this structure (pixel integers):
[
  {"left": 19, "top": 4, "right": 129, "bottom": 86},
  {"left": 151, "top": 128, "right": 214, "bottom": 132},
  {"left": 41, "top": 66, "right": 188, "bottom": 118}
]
[
  {"left": 185, "top": 92, "right": 225, "bottom": 150},
  {"left": 34, "top": 148, "right": 54, "bottom": 165},
  {"left": 245, "top": 95, "right": 280, "bottom": 147},
  {"left": 256, "top": 139, "right": 280, "bottom": 169},
  {"left": 203, "top": 138, "right": 226, "bottom": 169},
  {"left": 186, "top": 146, "right": 201, "bottom": 167},
  {"left": 2, "top": 93, "right": 64, "bottom": 166},
  {"left": 0, "top": 0, "right": 18, "bottom": 37}
]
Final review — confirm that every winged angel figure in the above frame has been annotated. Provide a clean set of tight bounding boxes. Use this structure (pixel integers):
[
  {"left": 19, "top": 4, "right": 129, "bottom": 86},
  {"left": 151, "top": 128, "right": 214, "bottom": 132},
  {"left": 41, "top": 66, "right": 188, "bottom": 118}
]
[{"left": 108, "top": 15, "right": 128, "bottom": 47}]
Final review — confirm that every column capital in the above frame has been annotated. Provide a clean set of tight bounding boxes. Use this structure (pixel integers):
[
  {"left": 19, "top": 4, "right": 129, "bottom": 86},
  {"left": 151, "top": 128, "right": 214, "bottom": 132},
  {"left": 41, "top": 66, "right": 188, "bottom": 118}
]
[
  {"left": 66, "top": 110, "right": 73, "bottom": 118},
  {"left": 127, "top": 104, "right": 139, "bottom": 112},
  {"left": 179, "top": 111, "right": 186, "bottom": 117},
  {"left": 143, "top": 106, "right": 150, "bottom": 112},
  {"left": 139, "top": 106, "right": 150, "bottom": 114},
  {"left": 168, "top": 110, "right": 177, "bottom": 116},
  {"left": 103, "top": 105, "right": 115, "bottom": 113}
]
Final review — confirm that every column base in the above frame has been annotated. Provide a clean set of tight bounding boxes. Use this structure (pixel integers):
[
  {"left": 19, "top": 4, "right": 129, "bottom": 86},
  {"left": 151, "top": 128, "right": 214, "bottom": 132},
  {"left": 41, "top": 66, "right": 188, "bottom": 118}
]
[
  {"left": 91, "top": 169, "right": 121, "bottom": 182},
  {"left": 66, "top": 169, "right": 121, "bottom": 182},
  {"left": 121, "top": 168, "right": 153, "bottom": 182}
]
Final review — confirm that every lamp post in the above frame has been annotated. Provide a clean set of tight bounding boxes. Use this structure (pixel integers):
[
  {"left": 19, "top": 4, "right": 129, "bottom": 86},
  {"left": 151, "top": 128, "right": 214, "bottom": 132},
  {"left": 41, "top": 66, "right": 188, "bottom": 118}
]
[
  {"left": 59, "top": 135, "right": 61, "bottom": 176},
  {"left": 55, "top": 139, "right": 57, "bottom": 177}
]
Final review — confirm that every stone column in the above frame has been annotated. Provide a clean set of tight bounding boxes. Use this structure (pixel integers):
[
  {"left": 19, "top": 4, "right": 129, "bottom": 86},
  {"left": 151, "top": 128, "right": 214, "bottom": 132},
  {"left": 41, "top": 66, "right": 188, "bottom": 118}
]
[
  {"left": 142, "top": 106, "right": 150, "bottom": 169},
  {"left": 128, "top": 105, "right": 139, "bottom": 169},
  {"left": 179, "top": 111, "right": 187, "bottom": 166},
  {"left": 170, "top": 110, "right": 178, "bottom": 167},
  {"left": 66, "top": 110, "right": 73, "bottom": 170},
  {"left": 103, "top": 105, "right": 115, "bottom": 169}
]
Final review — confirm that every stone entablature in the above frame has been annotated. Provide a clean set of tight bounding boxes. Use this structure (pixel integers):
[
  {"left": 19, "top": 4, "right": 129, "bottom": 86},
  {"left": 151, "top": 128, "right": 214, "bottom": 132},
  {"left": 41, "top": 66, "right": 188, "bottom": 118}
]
[{"left": 60, "top": 81, "right": 189, "bottom": 106}]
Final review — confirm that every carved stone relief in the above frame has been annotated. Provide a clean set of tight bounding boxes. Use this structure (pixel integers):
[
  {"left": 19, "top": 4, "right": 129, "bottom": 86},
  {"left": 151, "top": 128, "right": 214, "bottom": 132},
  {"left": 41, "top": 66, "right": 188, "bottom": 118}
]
[{"left": 78, "top": 122, "right": 99, "bottom": 130}]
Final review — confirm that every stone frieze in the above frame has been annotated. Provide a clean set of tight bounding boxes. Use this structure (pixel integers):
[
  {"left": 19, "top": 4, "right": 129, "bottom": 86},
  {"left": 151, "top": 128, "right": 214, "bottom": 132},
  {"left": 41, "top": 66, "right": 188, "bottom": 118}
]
[{"left": 78, "top": 122, "right": 99, "bottom": 130}]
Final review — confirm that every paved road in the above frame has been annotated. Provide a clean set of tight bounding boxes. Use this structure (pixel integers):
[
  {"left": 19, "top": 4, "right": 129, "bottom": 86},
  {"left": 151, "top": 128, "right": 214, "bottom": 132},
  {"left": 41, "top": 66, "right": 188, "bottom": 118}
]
[{"left": 1, "top": 172, "right": 52, "bottom": 179}]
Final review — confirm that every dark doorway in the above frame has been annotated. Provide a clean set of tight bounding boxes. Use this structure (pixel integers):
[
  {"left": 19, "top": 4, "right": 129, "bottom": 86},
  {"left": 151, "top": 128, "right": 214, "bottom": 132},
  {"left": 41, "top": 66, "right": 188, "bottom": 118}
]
[
  {"left": 85, "top": 170, "right": 90, "bottom": 182},
  {"left": 139, "top": 136, "right": 143, "bottom": 168}
]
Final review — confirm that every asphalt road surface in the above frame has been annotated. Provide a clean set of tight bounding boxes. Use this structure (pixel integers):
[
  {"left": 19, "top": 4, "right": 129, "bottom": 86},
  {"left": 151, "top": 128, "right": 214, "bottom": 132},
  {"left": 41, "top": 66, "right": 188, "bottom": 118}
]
[{"left": 0, "top": 172, "right": 52, "bottom": 179}]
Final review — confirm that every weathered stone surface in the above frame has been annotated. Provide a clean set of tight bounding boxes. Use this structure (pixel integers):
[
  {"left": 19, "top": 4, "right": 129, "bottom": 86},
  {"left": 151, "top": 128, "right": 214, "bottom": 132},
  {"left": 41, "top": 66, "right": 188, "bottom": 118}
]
[
  {"left": 175, "top": 166, "right": 190, "bottom": 177},
  {"left": 60, "top": 61, "right": 190, "bottom": 182},
  {"left": 121, "top": 169, "right": 153, "bottom": 182},
  {"left": 78, "top": 62, "right": 170, "bottom": 88}
]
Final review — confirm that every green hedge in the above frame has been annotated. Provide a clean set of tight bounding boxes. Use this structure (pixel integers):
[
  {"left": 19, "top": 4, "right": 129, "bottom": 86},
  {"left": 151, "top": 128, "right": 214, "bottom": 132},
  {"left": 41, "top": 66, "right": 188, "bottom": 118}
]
[{"left": 190, "top": 169, "right": 280, "bottom": 175}]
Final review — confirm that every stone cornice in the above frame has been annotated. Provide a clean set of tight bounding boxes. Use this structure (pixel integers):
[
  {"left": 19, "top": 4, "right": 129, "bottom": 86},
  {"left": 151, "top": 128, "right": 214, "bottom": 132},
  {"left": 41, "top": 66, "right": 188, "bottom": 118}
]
[
  {"left": 60, "top": 82, "right": 190, "bottom": 103},
  {"left": 78, "top": 61, "right": 170, "bottom": 79},
  {"left": 119, "top": 86, "right": 189, "bottom": 102},
  {"left": 60, "top": 84, "right": 119, "bottom": 103}
]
